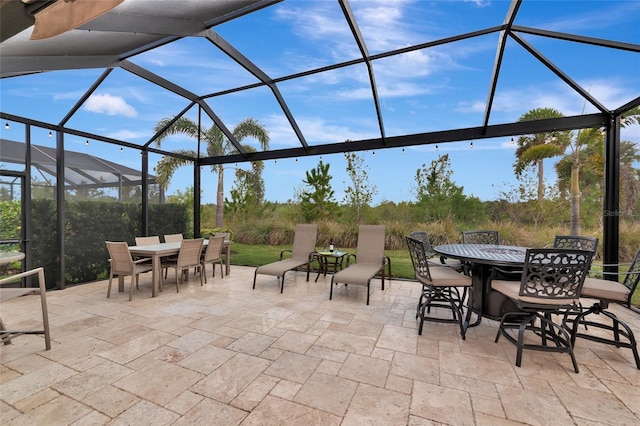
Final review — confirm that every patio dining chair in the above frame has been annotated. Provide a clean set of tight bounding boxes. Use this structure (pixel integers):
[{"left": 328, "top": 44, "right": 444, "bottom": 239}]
[
  {"left": 553, "top": 235, "right": 599, "bottom": 253},
  {"left": 135, "top": 236, "right": 160, "bottom": 245},
  {"left": 491, "top": 248, "right": 593, "bottom": 373},
  {"left": 106, "top": 241, "right": 154, "bottom": 301},
  {"left": 330, "top": 225, "right": 389, "bottom": 305},
  {"left": 462, "top": 230, "right": 500, "bottom": 245},
  {"left": 201, "top": 235, "right": 225, "bottom": 283},
  {"left": 410, "top": 231, "right": 463, "bottom": 271},
  {"left": 565, "top": 247, "right": 640, "bottom": 369},
  {"left": 253, "top": 224, "right": 318, "bottom": 293},
  {"left": 163, "top": 233, "right": 183, "bottom": 243},
  {"left": 405, "top": 235, "right": 474, "bottom": 338},
  {"left": 162, "top": 238, "right": 205, "bottom": 292}
]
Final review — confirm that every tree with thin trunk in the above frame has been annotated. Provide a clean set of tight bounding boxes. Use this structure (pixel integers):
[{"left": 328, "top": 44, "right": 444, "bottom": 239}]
[
  {"left": 513, "top": 108, "right": 571, "bottom": 207},
  {"left": 152, "top": 116, "right": 269, "bottom": 227}
]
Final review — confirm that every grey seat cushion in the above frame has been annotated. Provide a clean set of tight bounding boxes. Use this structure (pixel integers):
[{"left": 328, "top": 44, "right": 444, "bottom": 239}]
[{"left": 256, "top": 258, "right": 308, "bottom": 277}]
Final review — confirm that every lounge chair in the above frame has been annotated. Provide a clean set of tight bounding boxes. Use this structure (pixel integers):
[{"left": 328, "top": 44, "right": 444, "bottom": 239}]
[
  {"left": 330, "top": 225, "right": 388, "bottom": 305},
  {"left": 253, "top": 224, "right": 318, "bottom": 293}
]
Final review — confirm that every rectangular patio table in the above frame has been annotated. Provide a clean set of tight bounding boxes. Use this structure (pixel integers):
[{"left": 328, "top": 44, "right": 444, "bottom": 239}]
[
  {"left": 128, "top": 239, "right": 230, "bottom": 297},
  {"left": 433, "top": 244, "right": 528, "bottom": 324}
]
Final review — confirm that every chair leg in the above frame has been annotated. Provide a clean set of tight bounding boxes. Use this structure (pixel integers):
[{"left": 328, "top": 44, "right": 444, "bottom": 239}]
[
  {"left": 107, "top": 274, "right": 113, "bottom": 298},
  {"left": 129, "top": 275, "right": 135, "bottom": 301},
  {"left": 330, "top": 276, "right": 335, "bottom": 300},
  {"left": 253, "top": 270, "right": 258, "bottom": 289}
]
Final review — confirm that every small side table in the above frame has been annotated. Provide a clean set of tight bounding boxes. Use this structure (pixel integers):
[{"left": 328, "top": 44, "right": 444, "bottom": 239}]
[{"left": 313, "top": 250, "right": 347, "bottom": 282}]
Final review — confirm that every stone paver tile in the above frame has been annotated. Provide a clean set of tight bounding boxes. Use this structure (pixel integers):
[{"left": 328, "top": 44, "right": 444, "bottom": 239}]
[
  {"left": 224, "top": 315, "right": 279, "bottom": 334},
  {"left": 376, "top": 324, "right": 418, "bottom": 354},
  {"left": 241, "top": 395, "right": 341, "bottom": 425},
  {"left": 165, "top": 390, "right": 204, "bottom": 415},
  {"left": 271, "top": 330, "right": 318, "bottom": 353},
  {"left": 344, "top": 318, "right": 384, "bottom": 338},
  {"left": 342, "top": 383, "right": 410, "bottom": 426},
  {"left": 1, "top": 362, "right": 76, "bottom": 405},
  {"left": 386, "top": 374, "right": 413, "bottom": 394},
  {"left": 98, "top": 330, "right": 176, "bottom": 365},
  {"left": 173, "top": 397, "right": 248, "bottom": 426},
  {"left": 167, "top": 329, "right": 218, "bottom": 352},
  {"left": 277, "top": 311, "right": 323, "bottom": 332},
  {"left": 70, "top": 410, "right": 111, "bottom": 425},
  {"left": 39, "top": 337, "right": 116, "bottom": 371},
  {"left": 0, "top": 400, "right": 22, "bottom": 423},
  {"left": 91, "top": 324, "right": 154, "bottom": 346},
  {"left": 261, "top": 306, "right": 296, "bottom": 320},
  {"left": 52, "top": 360, "right": 133, "bottom": 400},
  {"left": 440, "top": 351, "right": 520, "bottom": 386},
  {"left": 390, "top": 351, "right": 439, "bottom": 385},
  {"left": 496, "top": 384, "right": 575, "bottom": 426},
  {"left": 407, "top": 414, "right": 441, "bottom": 425},
  {"left": 474, "top": 413, "right": 529, "bottom": 426},
  {"left": 416, "top": 336, "right": 440, "bottom": 359},
  {"left": 440, "top": 372, "right": 499, "bottom": 398},
  {"left": 191, "top": 352, "right": 271, "bottom": 403},
  {"left": 316, "top": 359, "right": 342, "bottom": 376},
  {"left": 305, "top": 344, "right": 349, "bottom": 363},
  {"left": 549, "top": 381, "right": 639, "bottom": 425},
  {"left": 411, "top": 380, "right": 474, "bottom": 426},
  {"left": 2, "top": 353, "right": 58, "bottom": 375},
  {"left": 109, "top": 400, "right": 179, "bottom": 426},
  {"left": 178, "top": 344, "right": 236, "bottom": 375},
  {"left": 314, "top": 329, "right": 376, "bottom": 355},
  {"left": 83, "top": 385, "right": 139, "bottom": 418},
  {"left": 114, "top": 359, "right": 203, "bottom": 406},
  {"left": 226, "top": 332, "right": 277, "bottom": 356},
  {"left": 338, "top": 353, "right": 390, "bottom": 387},
  {"left": 319, "top": 310, "right": 355, "bottom": 324},
  {"left": 270, "top": 379, "right": 302, "bottom": 400},
  {"left": 230, "top": 374, "right": 279, "bottom": 411},
  {"left": 12, "top": 388, "right": 60, "bottom": 413},
  {"left": 371, "top": 347, "right": 394, "bottom": 361},
  {"left": 603, "top": 379, "right": 640, "bottom": 416},
  {"left": 264, "top": 351, "right": 322, "bottom": 384},
  {"left": 470, "top": 393, "right": 505, "bottom": 418},
  {"left": 5, "top": 395, "right": 90, "bottom": 426},
  {"left": 294, "top": 371, "right": 358, "bottom": 416}
]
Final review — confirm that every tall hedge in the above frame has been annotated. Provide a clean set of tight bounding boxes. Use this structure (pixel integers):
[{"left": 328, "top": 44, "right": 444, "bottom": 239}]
[{"left": 26, "top": 200, "right": 189, "bottom": 288}]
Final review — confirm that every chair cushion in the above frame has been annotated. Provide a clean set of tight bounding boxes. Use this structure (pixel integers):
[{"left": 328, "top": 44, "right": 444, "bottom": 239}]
[
  {"left": 332, "top": 263, "right": 383, "bottom": 286},
  {"left": 256, "top": 258, "right": 309, "bottom": 277},
  {"left": 580, "top": 277, "right": 630, "bottom": 303},
  {"left": 421, "top": 265, "right": 472, "bottom": 287},
  {"left": 491, "top": 279, "right": 579, "bottom": 306}
]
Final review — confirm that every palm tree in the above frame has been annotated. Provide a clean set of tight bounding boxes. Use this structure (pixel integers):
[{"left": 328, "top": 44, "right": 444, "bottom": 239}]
[
  {"left": 554, "top": 128, "right": 603, "bottom": 235},
  {"left": 513, "top": 108, "right": 572, "bottom": 207},
  {"left": 152, "top": 116, "right": 269, "bottom": 227}
]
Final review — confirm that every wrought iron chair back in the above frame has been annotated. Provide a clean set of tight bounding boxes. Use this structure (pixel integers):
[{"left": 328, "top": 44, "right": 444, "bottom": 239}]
[
  {"left": 518, "top": 248, "right": 593, "bottom": 301},
  {"left": 553, "top": 235, "right": 598, "bottom": 253},
  {"left": 462, "top": 230, "right": 500, "bottom": 245}
]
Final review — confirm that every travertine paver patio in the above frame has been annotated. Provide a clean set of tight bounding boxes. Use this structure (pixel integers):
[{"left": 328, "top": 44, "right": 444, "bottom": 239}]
[{"left": 1, "top": 265, "right": 639, "bottom": 425}]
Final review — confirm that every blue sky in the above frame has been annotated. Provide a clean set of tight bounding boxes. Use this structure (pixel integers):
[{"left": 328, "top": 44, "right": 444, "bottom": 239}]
[{"left": 1, "top": 0, "right": 639, "bottom": 205}]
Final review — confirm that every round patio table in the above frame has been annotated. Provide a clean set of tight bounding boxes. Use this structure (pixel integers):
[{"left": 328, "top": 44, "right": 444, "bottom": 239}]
[{"left": 433, "top": 244, "right": 528, "bottom": 323}]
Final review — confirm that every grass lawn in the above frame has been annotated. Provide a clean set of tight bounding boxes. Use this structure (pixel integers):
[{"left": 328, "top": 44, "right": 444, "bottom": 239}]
[{"left": 228, "top": 243, "right": 640, "bottom": 306}]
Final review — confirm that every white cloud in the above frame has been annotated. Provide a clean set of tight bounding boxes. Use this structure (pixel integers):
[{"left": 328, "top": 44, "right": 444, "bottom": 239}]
[{"left": 84, "top": 93, "right": 138, "bottom": 117}]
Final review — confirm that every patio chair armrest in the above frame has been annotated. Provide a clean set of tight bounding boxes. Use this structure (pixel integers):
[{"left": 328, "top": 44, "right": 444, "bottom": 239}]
[
  {"left": 344, "top": 253, "right": 356, "bottom": 266},
  {"left": 384, "top": 256, "right": 391, "bottom": 277},
  {"left": 279, "top": 249, "right": 292, "bottom": 260},
  {"left": 133, "top": 257, "right": 152, "bottom": 265}
]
